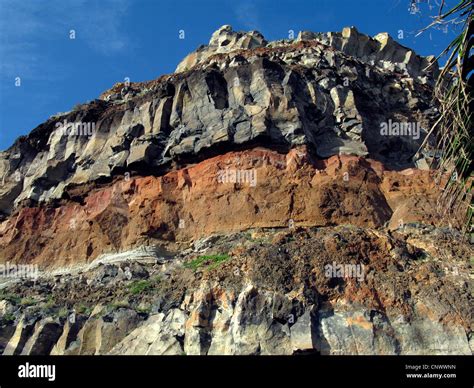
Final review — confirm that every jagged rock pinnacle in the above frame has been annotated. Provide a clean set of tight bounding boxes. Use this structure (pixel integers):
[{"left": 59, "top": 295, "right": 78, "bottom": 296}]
[{"left": 177, "top": 25, "right": 437, "bottom": 80}]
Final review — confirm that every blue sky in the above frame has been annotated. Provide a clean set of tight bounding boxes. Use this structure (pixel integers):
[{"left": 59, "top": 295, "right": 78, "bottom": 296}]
[{"left": 0, "top": 0, "right": 460, "bottom": 150}]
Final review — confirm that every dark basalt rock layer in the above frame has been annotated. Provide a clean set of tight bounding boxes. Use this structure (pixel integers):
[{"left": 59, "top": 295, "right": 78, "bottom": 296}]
[{"left": 0, "top": 26, "right": 471, "bottom": 356}]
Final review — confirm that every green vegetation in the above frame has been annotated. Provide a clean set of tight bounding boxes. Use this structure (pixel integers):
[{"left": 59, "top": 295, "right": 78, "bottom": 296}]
[
  {"left": 1, "top": 312, "right": 15, "bottom": 324},
  {"left": 124, "top": 276, "right": 163, "bottom": 298},
  {"left": 42, "top": 294, "right": 56, "bottom": 310},
  {"left": 110, "top": 300, "right": 130, "bottom": 309},
  {"left": 76, "top": 303, "right": 92, "bottom": 316},
  {"left": 184, "top": 254, "right": 231, "bottom": 271},
  {"left": 0, "top": 291, "right": 21, "bottom": 305},
  {"left": 20, "top": 297, "right": 37, "bottom": 307},
  {"left": 243, "top": 231, "right": 253, "bottom": 240},
  {"left": 135, "top": 305, "right": 152, "bottom": 314},
  {"left": 150, "top": 275, "right": 162, "bottom": 284},
  {"left": 128, "top": 280, "right": 152, "bottom": 295},
  {"left": 56, "top": 307, "right": 69, "bottom": 319},
  {"left": 415, "top": 0, "right": 473, "bottom": 231},
  {"left": 104, "top": 300, "right": 130, "bottom": 315}
]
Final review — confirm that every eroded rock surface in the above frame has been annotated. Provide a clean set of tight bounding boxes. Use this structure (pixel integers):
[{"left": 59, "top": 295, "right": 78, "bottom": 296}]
[
  {"left": 0, "top": 26, "right": 470, "bottom": 356},
  {"left": 0, "top": 149, "right": 444, "bottom": 267},
  {"left": 0, "top": 226, "right": 471, "bottom": 355},
  {"left": 0, "top": 26, "right": 438, "bottom": 216}
]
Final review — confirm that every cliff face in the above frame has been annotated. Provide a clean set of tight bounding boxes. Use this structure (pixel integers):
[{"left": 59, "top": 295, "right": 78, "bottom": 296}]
[
  {"left": 0, "top": 27, "right": 437, "bottom": 216},
  {"left": 1, "top": 225, "right": 472, "bottom": 355},
  {"left": 0, "top": 26, "right": 441, "bottom": 265},
  {"left": 0, "top": 149, "right": 443, "bottom": 267},
  {"left": 0, "top": 26, "right": 471, "bottom": 356}
]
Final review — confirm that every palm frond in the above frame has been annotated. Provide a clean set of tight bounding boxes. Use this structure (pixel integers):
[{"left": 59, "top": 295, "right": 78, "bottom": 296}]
[{"left": 417, "top": 1, "right": 473, "bottom": 232}]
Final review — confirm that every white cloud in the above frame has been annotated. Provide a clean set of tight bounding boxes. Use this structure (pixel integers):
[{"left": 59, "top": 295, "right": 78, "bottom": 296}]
[
  {"left": 0, "top": 0, "right": 131, "bottom": 79},
  {"left": 234, "top": 1, "right": 262, "bottom": 31}
]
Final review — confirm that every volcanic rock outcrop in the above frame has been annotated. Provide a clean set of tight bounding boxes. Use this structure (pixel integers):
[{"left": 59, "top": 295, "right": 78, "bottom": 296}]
[
  {"left": 0, "top": 26, "right": 471, "bottom": 356},
  {"left": 0, "top": 26, "right": 438, "bottom": 216},
  {"left": 0, "top": 226, "right": 472, "bottom": 355}
]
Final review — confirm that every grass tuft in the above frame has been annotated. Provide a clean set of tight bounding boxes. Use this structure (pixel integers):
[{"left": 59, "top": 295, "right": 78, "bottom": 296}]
[
  {"left": 184, "top": 254, "right": 231, "bottom": 271},
  {"left": 128, "top": 280, "right": 152, "bottom": 295}
]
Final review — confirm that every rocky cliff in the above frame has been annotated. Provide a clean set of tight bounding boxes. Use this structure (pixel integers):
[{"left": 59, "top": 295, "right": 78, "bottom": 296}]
[{"left": 0, "top": 26, "right": 471, "bottom": 356}]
